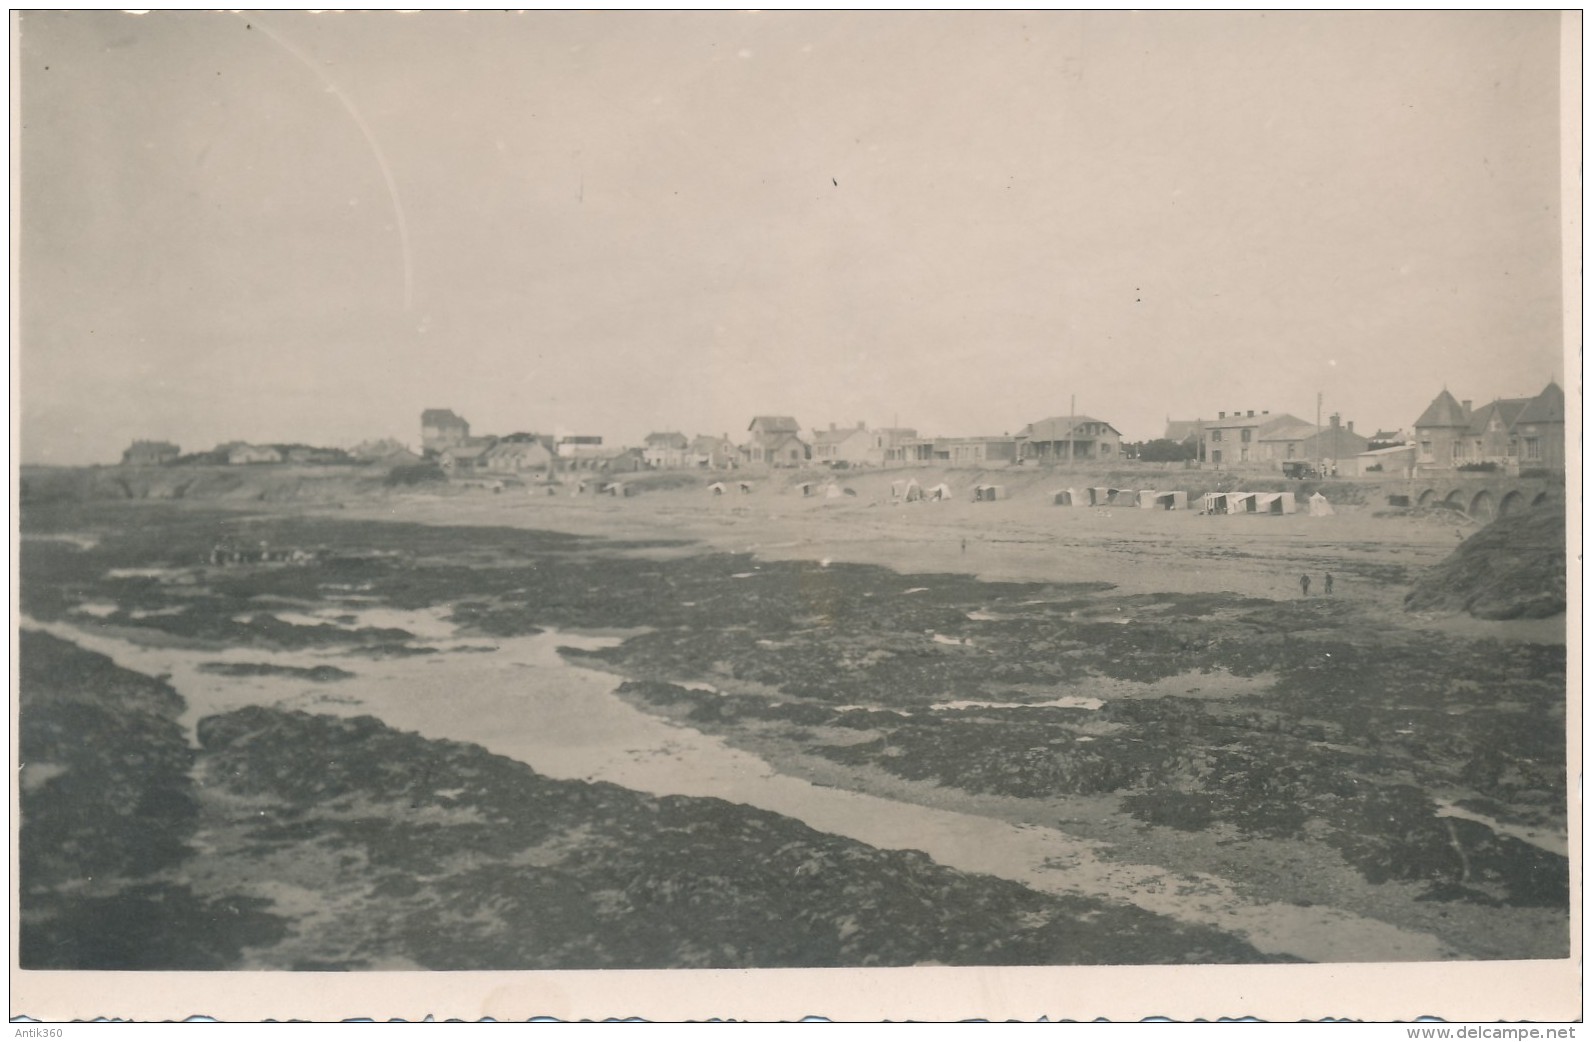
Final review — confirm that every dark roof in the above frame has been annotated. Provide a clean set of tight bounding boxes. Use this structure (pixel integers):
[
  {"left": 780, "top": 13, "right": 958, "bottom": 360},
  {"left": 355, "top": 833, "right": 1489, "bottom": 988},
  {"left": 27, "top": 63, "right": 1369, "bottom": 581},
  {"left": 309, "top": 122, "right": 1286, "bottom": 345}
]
[
  {"left": 1258, "top": 421, "right": 1319, "bottom": 442},
  {"left": 1020, "top": 415, "right": 1119, "bottom": 442},
  {"left": 644, "top": 432, "right": 690, "bottom": 448},
  {"left": 748, "top": 415, "right": 800, "bottom": 434},
  {"left": 1515, "top": 381, "right": 1565, "bottom": 425},
  {"left": 483, "top": 440, "right": 550, "bottom": 459},
  {"left": 1413, "top": 390, "right": 1470, "bottom": 428},
  {"left": 422, "top": 408, "right": 468, "bottom": 427},
  {"left": 1162, "top": 420, "right": 1201, "bottom": 443},
  {"left": 1465, "top": 397, "right": 1532, "bottom": 435}
]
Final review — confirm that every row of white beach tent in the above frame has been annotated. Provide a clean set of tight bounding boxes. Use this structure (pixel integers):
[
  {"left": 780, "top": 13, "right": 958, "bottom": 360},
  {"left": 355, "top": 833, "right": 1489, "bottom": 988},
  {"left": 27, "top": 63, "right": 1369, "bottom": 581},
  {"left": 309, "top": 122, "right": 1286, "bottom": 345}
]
[
  {"left": 703, "top": 478, "right": 1333, "bottom": 516},
  {"left": 1050, "top": 487, "right": 1189, "bottom": 510},
  {"left": 890, "top": 479, "right": 954, "bottom": 501},
  {"left": 1200, "top": 491, "right": 1333, "bottom": 516}
]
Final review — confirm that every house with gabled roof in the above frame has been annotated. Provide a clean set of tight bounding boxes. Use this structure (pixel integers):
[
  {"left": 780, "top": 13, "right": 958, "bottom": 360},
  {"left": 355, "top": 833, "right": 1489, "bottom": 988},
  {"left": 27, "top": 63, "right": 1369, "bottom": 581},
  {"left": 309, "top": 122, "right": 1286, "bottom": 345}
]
[
  {"left": 689, "top": 434, "right": 739, "bottom": 470},
  {"left": 1016, "top": 415, "right": 1121, "bottom": 463},
  {"left": 438, "top": 437, "right": 496, "bottom": 473},
  {"left": 743, "top": 416, "right": 810, "bottom": 466},
  {"left": 482, "top": 439, "right": 553, "bottom": 474},
  {"left": 1258, "top": 414, "right": 1368, "bottom": 468},
  {"left": 121, "top": 440, "right": 180, "bottom": 466},
  {"left": 421, "top": 409, "right": 471, "bottom": 453},
  {"left": 642, "top": 432, "right": 691, "bottom": 469},
  {"left": 1511, "top": 381, "right": 1565, "bottom": 471}
]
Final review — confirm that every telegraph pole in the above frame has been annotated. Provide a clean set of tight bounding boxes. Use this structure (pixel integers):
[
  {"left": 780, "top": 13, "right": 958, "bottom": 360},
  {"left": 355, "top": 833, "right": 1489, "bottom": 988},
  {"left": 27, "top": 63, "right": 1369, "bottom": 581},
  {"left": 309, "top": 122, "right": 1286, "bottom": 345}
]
[
  {"left": 1316, "top": 392, "right": 1323, "bottom": 476},
  {"left": 1067, "top": 393, "right": 1075, "bottom": 463}
]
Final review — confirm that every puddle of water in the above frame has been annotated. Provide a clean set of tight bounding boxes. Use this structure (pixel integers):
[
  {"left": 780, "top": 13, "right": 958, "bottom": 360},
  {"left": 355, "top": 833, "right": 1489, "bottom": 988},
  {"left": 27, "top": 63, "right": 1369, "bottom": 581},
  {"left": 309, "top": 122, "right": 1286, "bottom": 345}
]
[
  {"left": 932, "top": 696, "right": 1103, "bottom": 712},
  {"left": 106, "top": 567, "right": 180, "bottom": 579},
  {"left": 902, "top": 588, "right": 929, "bottom": 595},
  {"left": 966, "top": 610, "right": 1000, "bottom": 621},
  {"left": 931, "top": 634, "right": 968, "bottom": 646},
  {"left": 23, "top": 613, "right": 1457, "bottom": 964},
  {"left": 73, "top": 603, "right": 119, "bottom": 618},
  {"left": 1435, "top": 800, "right": 1568, "bottom": 857},
  {"left": 24, "top": 533, "right": 100, "bottom": 550}
]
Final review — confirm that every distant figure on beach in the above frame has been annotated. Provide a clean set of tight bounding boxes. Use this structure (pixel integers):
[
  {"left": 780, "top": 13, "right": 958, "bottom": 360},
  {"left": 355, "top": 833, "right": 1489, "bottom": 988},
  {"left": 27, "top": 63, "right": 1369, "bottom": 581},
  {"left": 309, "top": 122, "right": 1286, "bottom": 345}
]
[
  {"left": 961, "top": 538, "right": 967, "bottom": 555},
  {"left": 1300, "top": 574, "right": 1311, "bottom": 597},
  {"left": 1324, "top": 573, "right": 1334, "bottom": 595}
]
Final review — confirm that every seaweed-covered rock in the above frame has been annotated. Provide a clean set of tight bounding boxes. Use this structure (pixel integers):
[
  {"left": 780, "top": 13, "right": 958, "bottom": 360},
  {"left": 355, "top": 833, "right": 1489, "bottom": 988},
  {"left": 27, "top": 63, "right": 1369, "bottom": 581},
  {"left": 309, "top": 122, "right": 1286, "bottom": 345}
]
[
  {"left": 191, "top": 706, "right": 1271, "bottom": 969},
  {"left": 1405, "top": 506, "right": 1566, "bottom": 619}
]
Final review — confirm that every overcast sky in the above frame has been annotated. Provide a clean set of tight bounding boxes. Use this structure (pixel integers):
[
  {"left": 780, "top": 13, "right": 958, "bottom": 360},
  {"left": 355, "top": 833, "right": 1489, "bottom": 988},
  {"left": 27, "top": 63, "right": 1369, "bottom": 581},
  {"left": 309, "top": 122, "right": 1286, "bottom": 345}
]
[{"left": 17, "top": 11, "right": 1571, "bottom": 463}]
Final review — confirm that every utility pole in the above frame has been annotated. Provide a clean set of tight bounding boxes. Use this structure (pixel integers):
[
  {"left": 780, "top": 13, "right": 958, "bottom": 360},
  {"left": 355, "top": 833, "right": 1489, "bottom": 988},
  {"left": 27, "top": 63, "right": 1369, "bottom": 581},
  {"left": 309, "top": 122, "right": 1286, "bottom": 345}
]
[
  {"left": 1067, "top": 393, "right": 1075, "bottom": 463},
  {"left": 1316, "top": 391, "right": 1323, "bottom": 476}
]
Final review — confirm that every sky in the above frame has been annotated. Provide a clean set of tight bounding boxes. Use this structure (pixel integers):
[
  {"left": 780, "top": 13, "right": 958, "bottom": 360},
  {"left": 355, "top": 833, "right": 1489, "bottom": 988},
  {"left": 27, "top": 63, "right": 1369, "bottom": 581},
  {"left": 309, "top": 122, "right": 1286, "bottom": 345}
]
[{"left": 16, "top": 11, "right": 1572, "bottom": 463}]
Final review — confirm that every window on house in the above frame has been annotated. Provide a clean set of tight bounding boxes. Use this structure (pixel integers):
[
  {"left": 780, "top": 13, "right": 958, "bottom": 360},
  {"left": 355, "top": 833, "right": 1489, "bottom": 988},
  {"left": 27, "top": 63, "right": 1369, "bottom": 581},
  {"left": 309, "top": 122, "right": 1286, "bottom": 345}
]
[
  {"left": 1525, "top": 438, "right": 1541, "bottom": 461},
  {"left": 1474, "top": 440, "right": 1483, "bottom": 457},
  {"left": 1240, "top": 446, "right": 1249, "bottom": 462},
  {"left": 1286, "top": 444, "right": 1296, "bottom": 458},
  {"left": 1508, "top": 439, "right": 1518, "bottom": 457},
  {"left": 1240, "top": 429, "right": 1251, "bottom": 443},
  {"left": 1211, "top": 430, "right": 1222, "bottom": 442},
  {"left": 1452, "top": 442, "right": 1463, "bottom": 460},
  {"left": 1420, "top": 440, "right": 1433, "bottom": 460}
]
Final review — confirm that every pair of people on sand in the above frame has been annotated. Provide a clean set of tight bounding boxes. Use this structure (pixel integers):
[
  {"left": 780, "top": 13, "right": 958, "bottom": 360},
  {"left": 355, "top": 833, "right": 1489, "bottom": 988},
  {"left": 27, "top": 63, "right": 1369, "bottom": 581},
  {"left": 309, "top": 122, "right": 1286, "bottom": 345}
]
[{"left": 1300, "top": 573, "right": 1333, "bottom": 596}]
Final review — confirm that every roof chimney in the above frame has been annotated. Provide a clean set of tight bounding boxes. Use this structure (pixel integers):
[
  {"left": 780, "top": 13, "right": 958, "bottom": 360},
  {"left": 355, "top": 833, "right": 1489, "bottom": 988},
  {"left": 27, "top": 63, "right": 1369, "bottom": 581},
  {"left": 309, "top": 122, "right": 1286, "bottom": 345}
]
[
  {"left": 1247, "top": 410, "right": 1255, "bottom": 418},
  {"left": 1347, "top": 421, "right": 1354, "bottom": 434},
  {"left": 1262, "top": 410, "right": 1269, "bottom": 415},
  {"left": 1219, "top": 411, "right": 1226, "bottom": 419},
  {"left": 1330, "top": 413, "right": 1341, "bottom": 428}
]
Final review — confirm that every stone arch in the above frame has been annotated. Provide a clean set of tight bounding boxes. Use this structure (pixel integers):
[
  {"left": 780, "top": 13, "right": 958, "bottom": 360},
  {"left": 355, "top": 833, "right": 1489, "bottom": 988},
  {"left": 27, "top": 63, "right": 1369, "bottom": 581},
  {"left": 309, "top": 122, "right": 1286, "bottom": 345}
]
[
  {"left": 1417, "top": 488, "right": 1437, "bottom": 507},
  {"left": 1443, "top": 488, "right": 1465, "bottom": 509},
  {"left": 1499, "top": 490, "right": 1525, "bottom": 517},
  {"left": 1468, "top": 489, "right": 1495, "bottom": 521},
  {"left": 1531, "top": 490, "right": 1550, "bottom": 507}
]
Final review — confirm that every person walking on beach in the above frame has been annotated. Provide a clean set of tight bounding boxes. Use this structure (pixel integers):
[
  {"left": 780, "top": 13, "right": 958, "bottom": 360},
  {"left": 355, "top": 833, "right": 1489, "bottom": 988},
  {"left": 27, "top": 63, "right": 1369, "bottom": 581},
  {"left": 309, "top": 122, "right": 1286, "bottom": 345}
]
[
  {"left": 1300, "top": 573, "right": 1311, "bottom": 597},
  {"left": 1324, "top": 573, "right": 1334, "bottom": 595},
  {"left": 961, "top": 537, "right": 967, "bottom": 555}
]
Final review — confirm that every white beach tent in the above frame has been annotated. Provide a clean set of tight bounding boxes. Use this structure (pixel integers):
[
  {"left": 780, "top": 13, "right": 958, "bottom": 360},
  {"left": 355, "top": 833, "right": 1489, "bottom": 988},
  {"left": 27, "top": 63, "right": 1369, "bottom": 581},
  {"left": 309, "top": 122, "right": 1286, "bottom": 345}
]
[
  {"left": 1229, "top": 492, "right": 1259, "bottom": 513},
  {"left": 825, "top": 483, "right": 843, "bottom": 499},
  {"left": 1256, "top": 492, "right": 1297, "bottom": 515},
  {"left": 1088, "top": 487, "right": 1112, "bottom": 507},
  {"left": 1150, "top": 491, "right": 1188, "bottom": 511},
  {"left": 708, "top": 482, "right": 727, "bottom": 495},
  {"left": 1052, "top": 488, "right": 1078, "bottom": 506},
  {"left": 927, "top": 483, "right": 953, "bottom": 501},
  {"left": 973, "top": 484, "right": 1005, "bottom": 502},
  {"left": 1308, "top": 492, "right": 1335, "bottom": 516},
  {"left": 796, "top": 481, "right": 814, "bottom": 497},
  {"left": 1137, "top": 490, "right": 1160, "bottom": 509}
]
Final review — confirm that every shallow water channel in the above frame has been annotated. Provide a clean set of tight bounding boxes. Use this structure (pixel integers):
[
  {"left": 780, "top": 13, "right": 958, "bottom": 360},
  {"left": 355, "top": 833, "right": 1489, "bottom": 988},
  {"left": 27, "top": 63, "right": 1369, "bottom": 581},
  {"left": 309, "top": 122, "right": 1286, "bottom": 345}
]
[{"left": 28, "top": 603, "right": 1460, "bottom": 964}]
